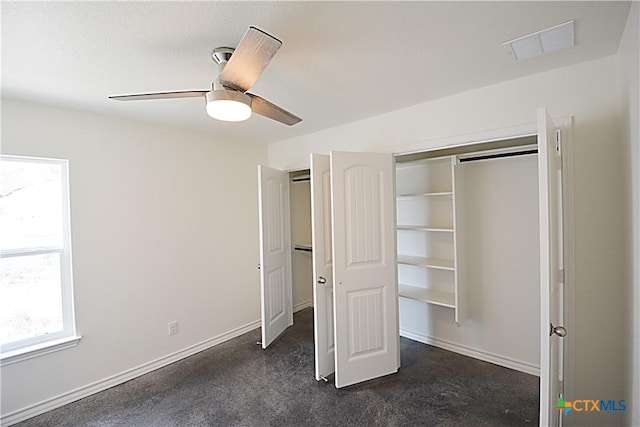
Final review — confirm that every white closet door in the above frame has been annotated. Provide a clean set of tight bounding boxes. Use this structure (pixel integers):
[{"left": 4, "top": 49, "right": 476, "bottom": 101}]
[
  {"left": 310, "top": 154, "right": 335, "bottom": 380},
  {"left": 330, "top": 151, "right": 399, "bottom": 388},
  {"left": 258, "top": 165, "right": 293, "bottom": 349},
  {"left": 537, "top": 108, "right": 564, "bottom": 425}
]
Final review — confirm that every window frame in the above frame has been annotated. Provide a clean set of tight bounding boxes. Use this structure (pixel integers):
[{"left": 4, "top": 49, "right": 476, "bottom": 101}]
[{"left": 0, "top": 155, "right": 80, "bottom": 364}]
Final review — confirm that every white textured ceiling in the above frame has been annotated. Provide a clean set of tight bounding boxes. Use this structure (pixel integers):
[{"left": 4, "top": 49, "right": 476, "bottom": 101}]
[{"left": 1, "top": 1, "right": 631, "bottom": 144}]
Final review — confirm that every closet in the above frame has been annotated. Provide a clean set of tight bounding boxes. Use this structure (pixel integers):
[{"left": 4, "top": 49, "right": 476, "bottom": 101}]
[
  {"left": 256, "top": 168, "right": 313, "bottom": 349},
  {"left": 393, "top": 110, "right": 563, "bottom": 427},
  {"left": 396, "top": 137, "right": 547, "bottom": 376},
  {"left": 258, "top": 151, "right": 400, "bottom": 389},
  {"left": 258, "top": 108, "right": 564, "bottom": 425},
  {"left": 289, "top": 171, "right": 313, "bottom": 312}
]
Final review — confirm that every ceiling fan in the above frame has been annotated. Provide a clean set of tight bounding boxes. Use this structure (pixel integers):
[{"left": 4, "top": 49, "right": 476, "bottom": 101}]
[{"left": 109, "top": 27, "right": 302, "bottom": 126}]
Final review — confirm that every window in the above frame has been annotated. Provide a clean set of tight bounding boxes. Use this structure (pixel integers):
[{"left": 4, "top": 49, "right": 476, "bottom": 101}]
[{"left": 0, "top": 155, "right": 79, "bottom": 363}]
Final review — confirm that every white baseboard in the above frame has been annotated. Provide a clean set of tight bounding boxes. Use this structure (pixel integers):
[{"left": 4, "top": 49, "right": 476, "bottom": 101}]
[
  {"left": 1, "top": 319, "right": 261, "bottom": 426},
  {"left": 293, "top": 300, "right": 313, "bottom": 313},
  {"left": 400, "top": 328, "right": 540, "bottom": 377}
]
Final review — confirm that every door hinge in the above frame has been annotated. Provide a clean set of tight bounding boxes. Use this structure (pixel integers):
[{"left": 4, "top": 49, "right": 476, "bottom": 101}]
[
  {"left": 559, "top": 269, "right": 565, "bottom": 284},
  {"left": 555, "top": 130, "right": 563, "bottom": 170}
]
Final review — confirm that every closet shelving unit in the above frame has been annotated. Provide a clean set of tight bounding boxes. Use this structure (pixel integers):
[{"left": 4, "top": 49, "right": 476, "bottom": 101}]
[{"left": 396, "top": 156, "right": 465, "bottom": 322}]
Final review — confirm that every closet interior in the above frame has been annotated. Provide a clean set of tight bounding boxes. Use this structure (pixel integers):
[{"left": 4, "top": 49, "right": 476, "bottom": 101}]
[
  {"left": 395, "top": 135, "right": 542, "bottom": 374},
  {"left": 289, "top": 170, "right": 313, "bottom": 311}
]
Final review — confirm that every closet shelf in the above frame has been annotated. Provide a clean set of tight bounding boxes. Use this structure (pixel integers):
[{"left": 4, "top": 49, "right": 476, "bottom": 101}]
[
  {"left": 397, "top": 225, "right": 454, "bottom": 232},
  {"left": 398, "top": 283, "right": 455, "bottom": 308},
  {"left": 397, "top": 191, "right": 452, "bottom": 199},
  {"left": 397, "top": 255, "right": 455, "bottom": 270},
  {"left": 293, "top": 244, "right": 312, "bottom": 252}
]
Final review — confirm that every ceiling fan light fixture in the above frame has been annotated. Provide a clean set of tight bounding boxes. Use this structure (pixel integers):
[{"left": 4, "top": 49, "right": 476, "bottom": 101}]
[{"left": 205, "top": 89, "right": 252, "bottom": 122}]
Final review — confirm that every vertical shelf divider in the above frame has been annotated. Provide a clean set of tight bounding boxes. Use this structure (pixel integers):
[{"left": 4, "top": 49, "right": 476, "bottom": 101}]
[{"left": 452, "top": 156, "right": 466, "bottom": 325}]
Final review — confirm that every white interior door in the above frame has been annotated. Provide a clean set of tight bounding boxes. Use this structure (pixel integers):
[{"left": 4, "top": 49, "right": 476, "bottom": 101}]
[
  {"left": 330, "top": 151, "right": 400, "bottom": 388},
  {"left": 310, "top": 154, "right": 335, "bottom": 380},
  {"left": 258, "top": 165, "right": 293, "bottom": 349},
  {"left": 538, "top": 108, "right": 564, "bottom": 425}
]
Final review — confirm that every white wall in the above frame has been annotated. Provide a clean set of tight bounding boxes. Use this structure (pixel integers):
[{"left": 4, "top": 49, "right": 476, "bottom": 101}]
[
  {"left": 0, "top": 99, "right": 267, "bottom": 422},
  {"left": 616, "top": 2, "right": 640, "bottom": 426},
  {"left": 269, "top": 56, "right": 629, "bottom": 425}
]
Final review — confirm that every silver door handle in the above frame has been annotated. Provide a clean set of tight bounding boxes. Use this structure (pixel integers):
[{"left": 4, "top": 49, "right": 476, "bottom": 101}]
[
  {"left": 317, "top": 276, "right": 326, "bottom": 284},
  {"left": 550, "top": 323, "right": 567, "bottom": 337}
]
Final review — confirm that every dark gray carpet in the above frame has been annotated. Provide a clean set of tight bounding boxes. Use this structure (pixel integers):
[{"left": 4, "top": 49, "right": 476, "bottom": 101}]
[{"left": 17, "top": 308, "right": 538, "bottom": 426}]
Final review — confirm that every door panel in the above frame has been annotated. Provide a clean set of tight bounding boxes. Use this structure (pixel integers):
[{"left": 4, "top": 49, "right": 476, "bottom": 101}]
[
  {"left": 331, "top": 151, "right": 399, "bottom": 388},
  {"left": 258, "top": 165, "right": 293, "bottom": 349},
  {"left": 311, "top": 154, "right": 335, "bottom": 380},
  {"left": 538, "top": 108, "right": 563, "bottom": 425}
]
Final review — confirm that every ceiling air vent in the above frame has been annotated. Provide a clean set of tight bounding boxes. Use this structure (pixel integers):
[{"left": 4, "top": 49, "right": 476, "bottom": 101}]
[{"left": 503, "top": 20, "right": 574, "bottom": 61}]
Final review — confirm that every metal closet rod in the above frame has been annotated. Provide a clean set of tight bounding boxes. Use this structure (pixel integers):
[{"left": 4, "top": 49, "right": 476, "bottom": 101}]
[
  {"left": 291, "top": 176, "right": 310, "bottom": 182},
  {"left": 459, "top": 149, "right": 538, "bottom": 163}
]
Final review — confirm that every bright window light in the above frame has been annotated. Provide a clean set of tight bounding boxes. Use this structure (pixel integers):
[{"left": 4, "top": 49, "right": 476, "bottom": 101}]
[{"left": 0, "top": 156, "right": 77, "bottom": 358}]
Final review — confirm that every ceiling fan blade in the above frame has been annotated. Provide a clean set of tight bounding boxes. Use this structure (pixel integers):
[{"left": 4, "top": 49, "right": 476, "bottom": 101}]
[
  {"left": 109, "top": 90, "right": 208, "bottom": 101},
  {"left": 219, "top": 27, "right": 282, "bottom": 92},
  {"left": 247, "top": 93, "right": 302, "bottom": 126}
]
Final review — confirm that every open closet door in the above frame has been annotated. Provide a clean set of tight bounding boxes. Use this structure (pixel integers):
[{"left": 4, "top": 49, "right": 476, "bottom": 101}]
[
  {"left": 310, "top": 154, "right": 335, "bottom": 380},
  {"left": 331, "top": 151, "right": 399, "bottom": 388},
  {"left": 258, "top": 165, "right": 293, "bottom": 349},
  {"left": 537, "top": 108, "right": 564, "bottom": 425}
]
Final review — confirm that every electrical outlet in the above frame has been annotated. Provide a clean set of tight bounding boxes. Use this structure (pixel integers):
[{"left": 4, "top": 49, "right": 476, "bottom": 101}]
[{"left": 168, "top": 321, "right": 178, "bottom": 336}]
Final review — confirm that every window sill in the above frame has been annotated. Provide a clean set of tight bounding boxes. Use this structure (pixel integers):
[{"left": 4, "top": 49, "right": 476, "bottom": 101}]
[{"left": 1, "top": 335, "right": 82, "bottom": 367}]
